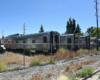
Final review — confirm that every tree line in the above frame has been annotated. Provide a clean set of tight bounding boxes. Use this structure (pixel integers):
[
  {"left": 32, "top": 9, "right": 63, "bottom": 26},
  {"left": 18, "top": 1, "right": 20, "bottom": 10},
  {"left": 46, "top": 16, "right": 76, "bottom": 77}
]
[
  {"left": 39, "top": 17, "right": 100, "bottom": 39},
  {"left": 1, "top": 18, "right": 100, "bottom": 39}
]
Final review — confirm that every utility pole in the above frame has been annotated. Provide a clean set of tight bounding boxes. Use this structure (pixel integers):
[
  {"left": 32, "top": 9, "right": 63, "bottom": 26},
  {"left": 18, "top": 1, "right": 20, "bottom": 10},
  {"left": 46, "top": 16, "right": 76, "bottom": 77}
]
[
  {"left": 94, "top": 0, "right": 99, "bottom": 38},
  {"left": 23, "top": 23, "right": 26, "bottom": 68},
  {"left": 23, "top": 23, "right": 26, "bottom": 35},
  {"left": 94, "top": 0, "right": 99, "bottom": 50},
  {"left": 2, "top": 31, "right": 3, "bottom": 37},
  {"left": 2, "top": 31, "right": 4, "bottom": 39}
]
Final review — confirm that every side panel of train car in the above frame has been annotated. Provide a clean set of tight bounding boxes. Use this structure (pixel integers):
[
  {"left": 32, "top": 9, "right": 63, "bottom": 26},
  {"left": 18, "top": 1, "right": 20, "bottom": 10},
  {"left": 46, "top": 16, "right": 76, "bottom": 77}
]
[
  {"left": 90, "top": 37, "right": 99, "bottom": 49},
  {"left": 79, "top": 36, "right": 90, "bottom": 49},
  {"left": 99, "top": 39, "right": 100, "bottom": 47},
  {"left": 60, "top": 34, "right": 79, "bottom": 50},
  {"left": 2, "top": 31, "right": 60, "bottom": 52}
]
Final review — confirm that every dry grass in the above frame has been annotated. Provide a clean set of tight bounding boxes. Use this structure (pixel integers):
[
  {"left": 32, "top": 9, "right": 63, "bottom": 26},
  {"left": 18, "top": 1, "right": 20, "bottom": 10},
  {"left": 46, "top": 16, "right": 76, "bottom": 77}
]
[
  {"left": 0, "top": 48, "right": 97, "bottom": 67},
  {"left": 3, "top": 76, "right": 8, "bottom": 79},
  {"left": 65, "top": 62, "right": 82, "bottom": 73},
  {"left": 45, "top": 73, "right": 54, "bottom": 78},
  {"left": 53, "top": 49, "right": 69, "bottom": 61},
  {"left": 65, "top": 60, "right": 96, "bottom": 73},
  {"left": 81, "top": 60, "right": 96, "bottom": 65},
  {"left": 31, "top": 74, "right": 43, "bottom": 80},
  {"left": 0, "top": 52, "right": 32, "bottom": 66},
  {"left": 35, "top": 54, "right": 50, "bottom": 62},
  {"left": 57, "top": 75, "right": 69, "bottom": 80}
]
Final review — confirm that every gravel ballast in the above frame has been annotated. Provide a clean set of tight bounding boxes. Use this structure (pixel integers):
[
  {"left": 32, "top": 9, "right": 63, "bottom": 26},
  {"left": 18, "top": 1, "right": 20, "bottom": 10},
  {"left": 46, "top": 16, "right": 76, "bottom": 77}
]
[{"left": 0, "top": 53, "right": 100, "bottom": 80}]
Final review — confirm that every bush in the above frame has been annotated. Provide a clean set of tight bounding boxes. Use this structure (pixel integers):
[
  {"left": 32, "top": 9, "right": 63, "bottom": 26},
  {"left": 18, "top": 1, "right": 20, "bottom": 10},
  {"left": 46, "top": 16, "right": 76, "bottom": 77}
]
[
  {"left": 79, "top": 48, "right": 84, "bottom": 52},
  {"left": 0, "top": 61, "right": 7, "bottom": 71},
  {"left": 98, "top": 47, "right": 100, "bottom": 51},
  {"left": 47, "top": 58, "right": 54, "bottom": 64},
  {"left": 93, "top": 48, "right": 98, "bottom": 55},
  {"left": 30, "top": 56, "right": 42, "bottom": 66},
  {"left": 99, "top": 74, "right": 100, "bottom": 78},
  {"left": 58, "top": 47, "right": 66, "bottom": 54},
  {"left": 78, "top": 66, "right": 94, "bottom": 77},
  {"left": 66, "top": 75, "right": 77, "bottom": 80}
]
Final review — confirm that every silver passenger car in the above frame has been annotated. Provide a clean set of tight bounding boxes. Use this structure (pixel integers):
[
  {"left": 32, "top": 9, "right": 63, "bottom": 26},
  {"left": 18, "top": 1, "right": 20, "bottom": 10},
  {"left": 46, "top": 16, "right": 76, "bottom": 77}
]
[
  {"left": 2, "top": 31, "right": 60, "bottom": 52},
  {"left": 90, "top": 37, "right": 99, "bottom": 49},
  {"left": 79, "top": 36, "right": 90, "bottom": 49},
  {"left": 60, "top": 34, "right": 79, "bottom": 50},
  {"left": 99, "top": 39, "right": 100, "bottom": 47}
]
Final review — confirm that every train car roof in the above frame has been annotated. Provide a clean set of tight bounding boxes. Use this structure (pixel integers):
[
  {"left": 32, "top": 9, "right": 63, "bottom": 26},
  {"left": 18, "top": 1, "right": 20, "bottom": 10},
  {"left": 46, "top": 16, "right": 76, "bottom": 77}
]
[
  {"left": 61, "top": 34, "right": 78, "bottom": 36},
  {"left": 16, "top": 31, "right": 59, "bottom": 39},
  {"left": 90, "top": 37, "right": 98, "bottom": 40},
  {"left": 80, "top": 36, "right": 87, "bottom": 37},
  {"left": 0, "top": 38, "right": 7, "bottom": 40}
]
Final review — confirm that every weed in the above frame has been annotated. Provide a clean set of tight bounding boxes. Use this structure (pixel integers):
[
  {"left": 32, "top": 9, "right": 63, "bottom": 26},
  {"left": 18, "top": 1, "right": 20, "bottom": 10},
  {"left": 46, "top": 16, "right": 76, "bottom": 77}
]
[
  {"left": 93, "top": 48, "right": 98, "bottom": 55},
  {"left": 30, "top": 56, "right": 42, "bottom": 66},
  {"left": 99, "top": 74, "right": 100, "bottom": 78},
  {"left": 0, "top": 61, "right": 7, "bottom": 71},
  {"left": 45, "top": 73, "right": 54, "bottom": 78},
  {"left": 66, "top": 75, "right": 77, "bottom": 80},
  {"left": 47, "top": 58, "right": 54, "bottom": 64},
  {"left": 65, "top": 62, "right": 82, "bottom": 73},
  {"left": 81, "top": 60, "right": 96, "bottom": 65},
  {"left": 77, "top": 66, "right": 94, "bottom": 77},
  {"left": 31, "top": 74, "right": 42, "bottom": 80},
  {"left": 98, "top": 47, "right": 100, "bottom": 51},
  {"left": 58, "top": 47, "right": 66, "bottom": 54}
]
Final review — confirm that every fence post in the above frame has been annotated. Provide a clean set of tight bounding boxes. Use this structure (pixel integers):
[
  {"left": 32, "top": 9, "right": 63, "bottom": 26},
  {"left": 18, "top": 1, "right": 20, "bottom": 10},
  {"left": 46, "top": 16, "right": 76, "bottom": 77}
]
[
  {"left": 23, "top": 44, "right": 25, "bottom": 68},
  {"left": 51, "top": 43, "right": 52, "bottom": 60}
]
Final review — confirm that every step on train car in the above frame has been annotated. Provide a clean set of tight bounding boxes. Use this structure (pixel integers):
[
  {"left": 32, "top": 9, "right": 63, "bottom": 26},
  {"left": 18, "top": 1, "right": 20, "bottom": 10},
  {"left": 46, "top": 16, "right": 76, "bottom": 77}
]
[
  {"left": 60, "top": 34, "right": 79, "bottom": 50},
  {"left": 2, "top": 31, "right": 60, "bottom": 52}
]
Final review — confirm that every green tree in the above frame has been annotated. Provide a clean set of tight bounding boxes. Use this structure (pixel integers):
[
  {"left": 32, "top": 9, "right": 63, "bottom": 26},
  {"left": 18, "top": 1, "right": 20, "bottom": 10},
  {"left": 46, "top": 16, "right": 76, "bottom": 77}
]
[
  {"left": 74, "top": 24, "right": 81, "bottom": 33},
  {"left": 2, "top": 36, "right": 4, "bottom": 39},
  {"left": 65, "top": 18, "right": 76, "bottom": 34},
  {"left": 86, "top": 26, "right": 100, "bottom": 38},
  {"left": 76, "top": 32, "right": 84, "bottom": 36},
  {"left": 85, "top": 26, "right": 94, "bottom": 36},
  {"left": 39, "top": 25, "right": 44, "bottom": 33},
  {"left": 90, "top": 27, "right": 100, "bottom": 38}
]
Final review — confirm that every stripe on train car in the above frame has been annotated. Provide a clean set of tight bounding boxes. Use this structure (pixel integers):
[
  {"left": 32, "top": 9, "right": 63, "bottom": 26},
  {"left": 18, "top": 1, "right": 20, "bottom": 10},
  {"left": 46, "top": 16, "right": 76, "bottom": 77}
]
[{"left": 90, "top": 40, "right": 95, "bottom": 42}]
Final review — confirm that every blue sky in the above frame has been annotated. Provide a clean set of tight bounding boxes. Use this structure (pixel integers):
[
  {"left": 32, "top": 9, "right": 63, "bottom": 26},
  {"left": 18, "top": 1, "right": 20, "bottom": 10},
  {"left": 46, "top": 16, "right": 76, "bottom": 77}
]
[{"left": 0, "top": 0, "right": 100, "bottom": 38}]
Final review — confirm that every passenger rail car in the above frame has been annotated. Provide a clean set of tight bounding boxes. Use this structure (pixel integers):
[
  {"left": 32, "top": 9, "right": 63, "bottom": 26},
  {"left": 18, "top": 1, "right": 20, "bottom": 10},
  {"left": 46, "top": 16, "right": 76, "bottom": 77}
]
[
  {"left": 98, "top": 39, "right": 100, "bottom": 47},
  {"left": 79, "top": 36, "right": 90, "bottom": 49},
  {"left": 90, "top": 37, "right": 99, "bottom": 49},
  {"left": 2, "top": 31, "right": 60, "bottom": 52},
  {"left": 60, "top": 34, "right": 79, "bottom": 50}
]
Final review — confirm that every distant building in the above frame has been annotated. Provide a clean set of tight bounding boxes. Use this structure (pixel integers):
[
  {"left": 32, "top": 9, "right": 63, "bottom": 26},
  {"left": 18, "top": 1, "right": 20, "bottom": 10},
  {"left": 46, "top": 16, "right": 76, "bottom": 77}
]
[{"left": 6, "top": 33, "right": 23, "bottom": 38}]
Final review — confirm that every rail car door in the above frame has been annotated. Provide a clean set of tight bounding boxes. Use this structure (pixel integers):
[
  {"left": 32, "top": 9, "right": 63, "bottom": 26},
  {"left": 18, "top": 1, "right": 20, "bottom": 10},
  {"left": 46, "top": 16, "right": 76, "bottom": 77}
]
[
  {"left": 55, "top": 35, "right": 59, "bottom": 49},
  {"left": 67, "top": 38, "right": 71, "bottom": 50}
]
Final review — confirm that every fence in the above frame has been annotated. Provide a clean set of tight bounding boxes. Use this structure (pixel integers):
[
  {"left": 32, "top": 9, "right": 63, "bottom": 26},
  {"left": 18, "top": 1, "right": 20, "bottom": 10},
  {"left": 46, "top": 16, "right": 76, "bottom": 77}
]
[{"left": 0, "top": 43, "right": 100, "bottom": 80}]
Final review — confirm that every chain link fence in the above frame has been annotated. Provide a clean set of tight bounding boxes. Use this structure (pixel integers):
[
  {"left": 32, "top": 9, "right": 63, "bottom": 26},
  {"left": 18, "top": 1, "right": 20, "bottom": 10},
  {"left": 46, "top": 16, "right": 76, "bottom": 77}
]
[{"left": 0, "top": 43, "right": 100, "bottom": 80}]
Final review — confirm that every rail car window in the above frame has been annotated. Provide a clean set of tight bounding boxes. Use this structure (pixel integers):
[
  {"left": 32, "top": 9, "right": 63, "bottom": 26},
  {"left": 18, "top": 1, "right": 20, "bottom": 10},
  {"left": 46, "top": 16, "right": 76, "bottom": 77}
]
[
  {"left": 16, "top": 41, "right": 18, "bottom": 43},
  {"left": 8, "top": 41, "right": 10, "bottom": 43},
  {"left": 43, "top": 37, "right": 47, "bottom": 43},
  {"left": 23, "top": 40, "right": 26, "bottom": 43},
  {"left": 32, "top": 40, "right": 35, "bottom": 43},
  {"left": 12, "top": 41, "right": 13, "bottom": 43},
  {"left": 67, "top": 38, "right": 71, "bottom": 43}
]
